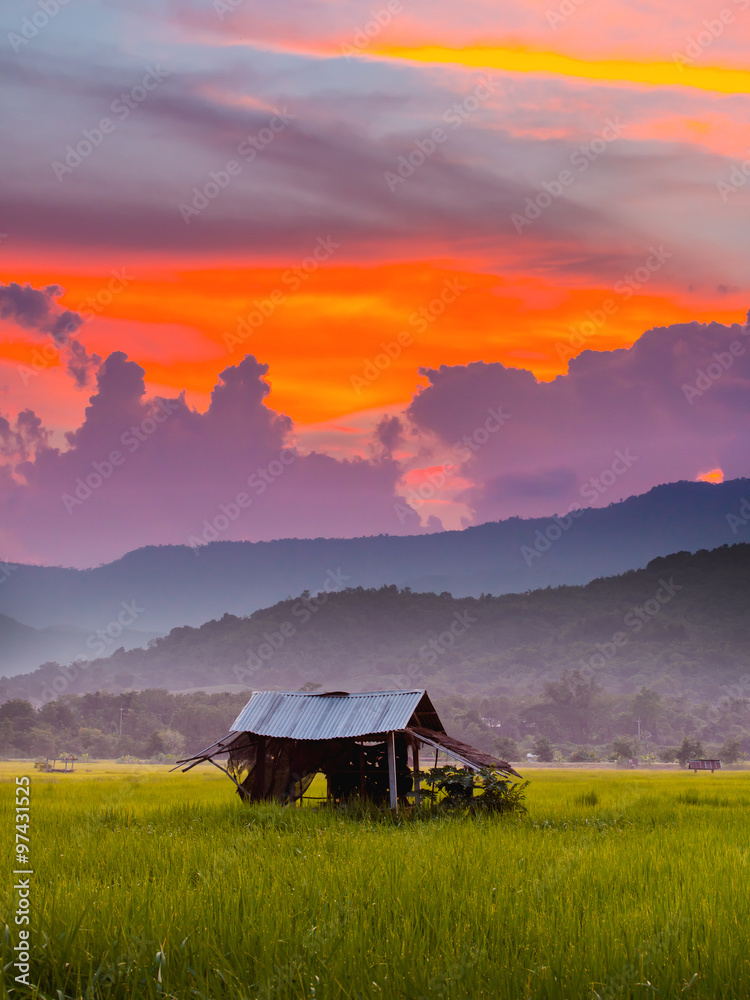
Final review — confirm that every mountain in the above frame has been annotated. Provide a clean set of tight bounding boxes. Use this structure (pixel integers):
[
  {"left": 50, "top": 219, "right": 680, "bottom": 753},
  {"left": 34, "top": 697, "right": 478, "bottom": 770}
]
[
  {"left": 3, "top": 542, "right": 749, "bottom": 705},
  {"left": 0, "top": 612, "right": 158, "bottom": 678},
  {"left": 0, "top": 478, "right": 748, "bottom": 638}
]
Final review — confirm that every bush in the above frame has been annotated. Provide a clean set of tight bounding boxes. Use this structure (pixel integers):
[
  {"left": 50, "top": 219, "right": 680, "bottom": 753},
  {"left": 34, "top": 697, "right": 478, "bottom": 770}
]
[
  {"left": 422, "top": 766, "right": 529, "bottom": 814},
  {"left": 569, "top": 747, "right": 599, "bottom": 762},
  {"left": 676, "top": 738, "right": 704, "bottom": 768},
  {"left": 494, "top": 735, "right": 518, "bottom": 761},
  {"left": 720, "top": 737, "right": 744, "bottom": 765},
  {"left": 532, "top": 736, "right": 555, "bottom": 762},
  {"left": 612, "top": 737, "right": 635, "bottom": 760},
  {"left": 657, "top": 746, "right": 678, "bottom": 764}
]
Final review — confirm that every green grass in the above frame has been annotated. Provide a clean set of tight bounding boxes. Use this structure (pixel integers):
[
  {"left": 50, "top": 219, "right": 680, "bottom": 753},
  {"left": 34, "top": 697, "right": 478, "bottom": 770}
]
[{"left": 3, "top": 765, "right": 750, "bottom": 999}]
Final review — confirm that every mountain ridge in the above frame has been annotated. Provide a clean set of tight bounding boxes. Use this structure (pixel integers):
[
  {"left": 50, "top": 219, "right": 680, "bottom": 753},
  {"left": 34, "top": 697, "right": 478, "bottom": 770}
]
[{"left": 0, "top": 478, "right": 747, "bottom": 638}]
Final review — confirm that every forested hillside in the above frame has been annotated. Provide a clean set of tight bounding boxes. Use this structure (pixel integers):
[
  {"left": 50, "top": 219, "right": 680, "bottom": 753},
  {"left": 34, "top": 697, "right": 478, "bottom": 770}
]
[
  {"left": 0, "top": 478, "right": 747, "bottom": 637},
  {"left": 3, "top": 544, "right": 748, "bottom": 710}
]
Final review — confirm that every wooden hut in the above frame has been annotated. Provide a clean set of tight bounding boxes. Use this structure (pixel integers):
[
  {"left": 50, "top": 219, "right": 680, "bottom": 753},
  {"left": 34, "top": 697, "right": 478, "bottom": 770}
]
[{"left": 175, "top": 689, "right": 519, "bottom": 810}]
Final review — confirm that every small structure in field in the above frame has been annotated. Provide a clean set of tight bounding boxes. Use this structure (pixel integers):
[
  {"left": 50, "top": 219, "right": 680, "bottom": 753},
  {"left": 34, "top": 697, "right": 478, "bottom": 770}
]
[
  {"left": 688, "top": 758, "right": 722, "bottom": 773},
  {"left": 41, "top": 754, "right": 77, "bottom": 772},
  {"left": 176, "top": 689, "right": 519, "bottom": 810}
]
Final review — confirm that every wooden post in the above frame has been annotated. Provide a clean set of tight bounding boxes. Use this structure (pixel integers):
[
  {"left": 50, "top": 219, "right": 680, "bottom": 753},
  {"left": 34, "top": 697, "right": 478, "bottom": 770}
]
[
  {"left": 358, "top": 743, "right": 366, "bottom": 801},
  {"left": 387, "top": 731, "right": 398, "bottom": 813},
  {"left": 252, "top": 736, "right": 266, "bottom": 800},
  {"left": 413, "top": 741, "right": 421, "bottom": 807}
]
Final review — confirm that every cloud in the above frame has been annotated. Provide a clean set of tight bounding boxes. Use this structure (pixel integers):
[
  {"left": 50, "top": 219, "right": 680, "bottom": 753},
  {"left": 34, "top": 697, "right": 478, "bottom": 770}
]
[
  {"left": 0, "top": 409, "right": 48, "bottom": 462},
  {"left": 374, "top": 414, "right": 404, "bottom": 457},
  {"left": 406, "top": 313, "right": 750, "bottom": 523},
  {"left": 1, "top": 309, "right": 749, "bottom": 567},
  {"left": 0, "top": 282, "right": 101, "bottom": 387},
  {"left": 0, "top": 282, "right": 81, "bottom": 341},
  {"left": 0, "top": 351, "right": 423, "bottom": 566}
]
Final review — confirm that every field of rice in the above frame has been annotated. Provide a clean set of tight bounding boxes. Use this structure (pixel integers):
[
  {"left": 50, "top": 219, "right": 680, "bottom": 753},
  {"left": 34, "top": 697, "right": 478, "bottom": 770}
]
[{"left": 2, "top": 762, "right": 749, "bottom": 1000}]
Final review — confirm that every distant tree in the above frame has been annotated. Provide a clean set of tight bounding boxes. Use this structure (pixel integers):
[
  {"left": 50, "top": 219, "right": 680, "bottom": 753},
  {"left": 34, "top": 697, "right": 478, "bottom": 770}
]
[
  {"left": 158, "top": 728, "right": 186, "bottom": 756},
  {"left": 533, "top": 736, "right": 555, "bottom": 762},
  {"left": 28, "top": 724, "right": 58, "bottom": 757},
  {"left": 720, "top": 737, "right": 743, "bottom": 764},
  {"left": 612, "top": 737, "right": 635, "bottom": 759},
  {"left": 630, "top": 688, "right": 663, "bottom": 734},
  {"left": 494, "top": 735, "right": 518, "bottom": 761},
  {"left": 298, "top": 681, "right": 322, "bottom": 692},
  {"left": 541, "top": 670, "right": 603, "bottom": 743},
  {"left": 0, "top": 699, "right": 35, "bottom": 725},
  {"left": 145, "top": 730, "right": 165, "bottom": 756},
  {"left": 0, "top": 719, "right": 15, "bottom": 757},
  {"left": 0, "top": 700, "right": 36, "bottom": 754},
  {"left": 676, "top": 737, "right": 704, "bottom": 767},
  {"left": 658, "top": 747, "right": 679, "bottom": 764},
  {"left": 77, "top": 727, "right": 117, "bottom": 757}
]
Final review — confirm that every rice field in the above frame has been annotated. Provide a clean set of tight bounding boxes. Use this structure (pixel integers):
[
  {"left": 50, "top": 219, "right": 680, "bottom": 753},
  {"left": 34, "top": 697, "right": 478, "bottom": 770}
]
[{"left": 3, "top": 763, "right": 750, "bottom": 1000}]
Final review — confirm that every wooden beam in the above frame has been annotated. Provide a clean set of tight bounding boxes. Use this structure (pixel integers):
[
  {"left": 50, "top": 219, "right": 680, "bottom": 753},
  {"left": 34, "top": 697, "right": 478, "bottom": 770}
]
[
  {"left": 387, "top": 731, "right": 398, "bottom": 813},
  {"left": 205, "top": 756, "right": 246, "bottom": 795}
]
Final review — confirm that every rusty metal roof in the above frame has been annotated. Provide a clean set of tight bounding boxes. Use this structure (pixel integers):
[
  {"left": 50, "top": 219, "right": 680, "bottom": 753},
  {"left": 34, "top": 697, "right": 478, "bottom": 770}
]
[{"left": 230, "top": 690, "right": 439, "bottom": 740}]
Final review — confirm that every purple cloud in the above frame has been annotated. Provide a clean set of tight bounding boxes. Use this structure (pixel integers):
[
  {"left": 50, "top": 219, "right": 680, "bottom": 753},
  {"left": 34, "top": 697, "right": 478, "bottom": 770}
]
[
  {"left": 406, "top": 313, "right": 750, "bottom": 524},
  {"left": 0, "top": 282, "right": 101, "bottom": 387}
]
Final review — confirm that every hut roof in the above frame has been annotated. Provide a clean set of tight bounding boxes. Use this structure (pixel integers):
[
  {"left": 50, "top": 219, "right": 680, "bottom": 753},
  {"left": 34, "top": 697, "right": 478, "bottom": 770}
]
[
  {"left": 229, "top": 689, "right": 444, "bottom": 740},
  {"left": 175, "top": 689, "right": 520, "bottom": 782}
]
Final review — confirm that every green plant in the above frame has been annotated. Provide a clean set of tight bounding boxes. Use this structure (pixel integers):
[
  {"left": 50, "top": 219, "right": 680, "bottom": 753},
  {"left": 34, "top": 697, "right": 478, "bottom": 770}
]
[
  {"left": 612, "top": 737, "right": 635, "bottom": 759},
  {"left": 532, "top": 736, "right": 555, "bottom": 762},
  {"left": 676, "top": 738, "right": 704, "bottom": 768},
  {"left": 422, "top": 765, "right": 529, "bottom": 815},
  {"left": 720, "top": 737, "right": 744, "bottom": 765},
  {"left": 494, "top": 734, "right": 519, "bottom": 760}
]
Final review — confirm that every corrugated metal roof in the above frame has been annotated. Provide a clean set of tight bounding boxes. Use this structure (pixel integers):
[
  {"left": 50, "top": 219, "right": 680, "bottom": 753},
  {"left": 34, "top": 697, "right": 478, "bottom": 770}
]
[{"left": 230, "top": 690, "right": 428, "bottom": 740}]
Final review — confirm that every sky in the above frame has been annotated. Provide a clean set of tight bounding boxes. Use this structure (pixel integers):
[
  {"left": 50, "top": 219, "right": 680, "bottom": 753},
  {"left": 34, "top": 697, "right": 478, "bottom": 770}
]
[{"left": 0, "top": 0, "right": 748, "bottom": 567}]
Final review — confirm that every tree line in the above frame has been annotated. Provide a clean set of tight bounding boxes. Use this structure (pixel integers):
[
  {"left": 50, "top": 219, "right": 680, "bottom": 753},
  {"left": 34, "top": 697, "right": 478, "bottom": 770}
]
[{"left": 3, "top": 676, "right": 749, "bottom": 765}]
